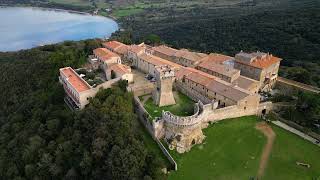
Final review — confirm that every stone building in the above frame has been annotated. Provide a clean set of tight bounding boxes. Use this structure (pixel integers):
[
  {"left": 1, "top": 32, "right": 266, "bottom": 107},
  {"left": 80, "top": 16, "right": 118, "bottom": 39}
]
[
  {"left": 93, "top": 48, "right": 121, "bottom": 68},
  {"left": 152, "top": 45, "right": 178, "bottom": 61},
  {"left": 59, "top": 67, "right": 92, "bottom": 109},
  {"left": 60, "top": 46, "right": 134, "bottom": 110},
  {"left": 152, "top": 65, "right": 176, "bottom": 107},
  {"left": 234, "top": 51, "right": 282, "bottom": 91},
  {"left": 127, "top": 44, "right": 146, "bottom": 62},
  {"left": 197, "top": 58, "right": 240, "bottom": 83},
  {"left": 82, "top": 41, "right": 281, "bottom": 153},
  {"left": 175, "top": 67, "right": 260, "bottom": 108},
  {"left": 132, "top": 53, "right": 182, "bottom": 76},
  {"left": 152, "top": 45, "right": 207, "bottom": 67},
  {"left": 102, "top": 40, "right": 129, "bottom": 58},
  {"left": 196, "top": 53, "right": 260, "bottom": 93},
  {"left": 59, "top": 67, "right": 121, "bottom": 110},
  {"left": 106, "top": 64, "right": 133, "bottom": 83}
]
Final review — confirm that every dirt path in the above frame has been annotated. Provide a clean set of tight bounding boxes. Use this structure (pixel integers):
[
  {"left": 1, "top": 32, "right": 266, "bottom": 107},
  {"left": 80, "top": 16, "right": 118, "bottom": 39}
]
[{"left": 255, "top": 122, "right": 276, "bottom": 179}]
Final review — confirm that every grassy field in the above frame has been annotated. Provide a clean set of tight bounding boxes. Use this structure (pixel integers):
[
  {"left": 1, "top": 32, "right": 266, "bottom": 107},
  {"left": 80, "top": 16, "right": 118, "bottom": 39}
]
[
  {"left": 168, "top": 116, "right": 320, "bottom": 180},
  {"left": 142, "top": 91, "right": 195, "bottom": 119},
  {"left": 112, "top": 8, "right": 144, "bottom": 17},
  {"left": 49, "top": 0, "right": 91, "bottom": 7},
  {"left": 264, "top": 125, "right": 320, "bottom": 180}
]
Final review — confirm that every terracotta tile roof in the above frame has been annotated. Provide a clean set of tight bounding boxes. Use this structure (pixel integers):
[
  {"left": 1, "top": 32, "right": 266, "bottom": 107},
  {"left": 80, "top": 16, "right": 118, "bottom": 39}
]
[
  {"left": 201, "top": 53, "right": 234, "bottom": 64},
  {"left": 174, "top": 49, "right": 207, "bottom": 62},
  {"left": 197, "top": 60, "right": 240, "bottom": 78},
  {"left": 138, "top": 53, "right": 182, "bottom": 69},
  {"left": 102, "top": 41, "right": 124, "bottom": 50},
  {"left": 175, "top": 67, "right": 194, "bottom": 79},
  {"left": 250, "top": 55, "right": 281, "bottom": 69},
  {"left": 176, "top": 67, "right": 251, "bottom": 101},
  {"left": 232, "top": 76, "right": 259, "bottom": 91},
  {"left": 114, "top": 45, "right": 129, "bottom": 55},
  {"left": 186, "top": 71, "right": 213, "bottom": 86},
  {"left": 235, "top": 52, "right": 282, "bottom": 69},
  {"left": 206, "top": 79, "right": 250, "bottom": 101},
  {"left": 102, "top": 41, "right": 129, "bottom": 55},
  {"left": 93, "top": 48, "right": 119, "bottom": 62},
  {"left": 129, "top": 45, "right": 145, "bottom": 54},
  {"left": 109, "top": 64, "right": 131, "bottom": 75},
  {"left": 60, "top": 67, "right": 91, "bottom": 93},
  {"left": 153, "top": 45, "right": 178, "bottom": 56}
]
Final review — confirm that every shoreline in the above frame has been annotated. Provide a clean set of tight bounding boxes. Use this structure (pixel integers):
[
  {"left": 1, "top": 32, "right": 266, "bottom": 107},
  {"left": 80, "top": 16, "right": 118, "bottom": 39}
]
[
  {"left": 0, "top": 4, "right": 118, "bottom": 21},
  {"left": 0, "top": 5, "right": 121, "bottom": 52}
]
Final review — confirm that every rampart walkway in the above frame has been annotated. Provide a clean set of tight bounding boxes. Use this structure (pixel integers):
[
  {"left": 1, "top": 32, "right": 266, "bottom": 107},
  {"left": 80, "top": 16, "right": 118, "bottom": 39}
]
[{"left": 277, "top": 77, "right": 320, "bottom": 94}]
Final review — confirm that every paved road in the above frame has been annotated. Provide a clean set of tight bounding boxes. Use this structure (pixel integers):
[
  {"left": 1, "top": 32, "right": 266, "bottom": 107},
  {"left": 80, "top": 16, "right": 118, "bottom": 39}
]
[{"left": 272, "top": 121, "right": 320, "bottom": 147}]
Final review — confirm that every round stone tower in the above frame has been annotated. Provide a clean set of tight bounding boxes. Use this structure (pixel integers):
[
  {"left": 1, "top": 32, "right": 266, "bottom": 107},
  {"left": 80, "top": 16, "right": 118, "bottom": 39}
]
[{"left": 152, "top": 65, "right": 176, "bottom": 107}]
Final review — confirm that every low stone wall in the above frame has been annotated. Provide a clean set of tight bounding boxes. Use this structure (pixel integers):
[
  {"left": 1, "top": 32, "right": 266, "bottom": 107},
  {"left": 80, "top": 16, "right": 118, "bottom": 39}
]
[
  {"left": 96, "top": 77, "right": 121, "bottom": 89},
  {"left": 156, "top": 140, "right": 178, "bottom": 171},
  {"left": 276, "top": 77, "right": 320, "bottom": 94},
  {"left": 272, "top": 111, "right": 320, "bottom": 141},
  {"left": 200, "top": 101, "right": 273, "bottom": 123},
  {"left": 128, "top": 84, "right": 154, "bottom": 97}
]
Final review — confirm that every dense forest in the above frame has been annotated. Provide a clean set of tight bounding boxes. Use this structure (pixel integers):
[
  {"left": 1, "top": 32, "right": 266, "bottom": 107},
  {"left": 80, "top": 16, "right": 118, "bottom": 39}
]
[
  {"left": 114, "top": 0, "right": 320, "bottom": 87},
  {"left": 0, "top": 40, "right": 166, "bottom": 179},
  {"left": 3, "top": 0, "right": 320, "bottom": 86},
  {"left": 281, "top": 92, "right": 320, "bottom": 134}
]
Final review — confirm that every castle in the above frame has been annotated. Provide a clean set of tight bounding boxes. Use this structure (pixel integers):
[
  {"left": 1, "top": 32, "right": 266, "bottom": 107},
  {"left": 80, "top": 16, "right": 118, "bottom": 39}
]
[{"left": 59, "top": 40, "right": 281, "bottom": 153}]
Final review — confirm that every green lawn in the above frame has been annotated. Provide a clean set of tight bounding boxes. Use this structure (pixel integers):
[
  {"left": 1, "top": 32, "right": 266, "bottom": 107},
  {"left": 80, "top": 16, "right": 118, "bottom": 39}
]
[
  {"left": 112, "top": 8, "right": 144, "bottom": 17},
  {"left": 168, "top": 116, "right": 320, "bottom": 180},
  {"left": 169, "top": 116, "right": 266, "bottom": 180},
  {"left": 264, "top": 125, "right": 320, "bottom": 180},
  {"left": 49, "top": 0, "right": 92, "bottom": 7},
  {"left": 142, "top": 91, "right": 195, "bottom": 119}
]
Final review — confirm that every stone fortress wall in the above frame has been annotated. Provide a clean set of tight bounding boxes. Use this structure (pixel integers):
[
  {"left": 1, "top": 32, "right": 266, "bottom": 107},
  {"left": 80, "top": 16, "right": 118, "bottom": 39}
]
[
  {"left": 162, "top": 102, "right": 202, "bottom": 127},
  {"left": 100, "top": 41, "right": 284, "bottom": 153}
]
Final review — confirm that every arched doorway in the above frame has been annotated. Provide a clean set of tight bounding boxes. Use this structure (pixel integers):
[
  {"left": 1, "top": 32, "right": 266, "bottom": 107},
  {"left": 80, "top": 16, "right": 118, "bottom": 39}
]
[{"left": 191, "top": 139, "right": 196, "bottom": 145}]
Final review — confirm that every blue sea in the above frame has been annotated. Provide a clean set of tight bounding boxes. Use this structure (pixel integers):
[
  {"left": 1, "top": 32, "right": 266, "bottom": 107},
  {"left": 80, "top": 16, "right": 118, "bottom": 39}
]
[{"left": 0, "top": 7, "right": 119, "bottom": 51}]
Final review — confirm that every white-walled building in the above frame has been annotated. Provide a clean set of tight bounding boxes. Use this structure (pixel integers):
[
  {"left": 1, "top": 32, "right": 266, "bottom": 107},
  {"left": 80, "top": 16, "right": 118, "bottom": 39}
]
[{"left": 59, "top": 67, "right": 92, "bottom": 109}]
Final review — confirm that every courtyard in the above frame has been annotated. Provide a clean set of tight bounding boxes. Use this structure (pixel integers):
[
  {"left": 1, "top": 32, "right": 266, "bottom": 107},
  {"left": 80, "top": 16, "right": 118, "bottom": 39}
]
[
  {"left": 140, "top": 91, "right": 195, "bottom": 120},
  {"left": 168, "top": 116, "right": 320, "bottom": 180}
]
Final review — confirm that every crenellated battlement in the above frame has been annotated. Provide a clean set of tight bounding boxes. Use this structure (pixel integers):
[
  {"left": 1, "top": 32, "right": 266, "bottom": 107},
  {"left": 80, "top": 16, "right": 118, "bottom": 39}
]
[{"left": 162, "top": 102, "right": 203, "bottom": 127}]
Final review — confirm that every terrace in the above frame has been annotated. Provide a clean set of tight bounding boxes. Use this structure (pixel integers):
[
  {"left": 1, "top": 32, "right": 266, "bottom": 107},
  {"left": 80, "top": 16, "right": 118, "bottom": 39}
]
[{"left": 75, "top": 68, "right": 106, "bottom": 87}]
